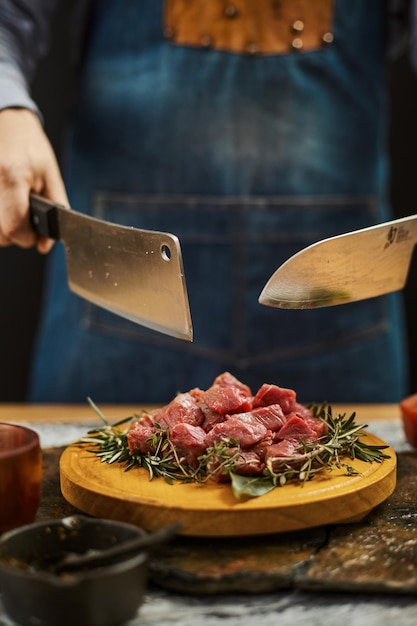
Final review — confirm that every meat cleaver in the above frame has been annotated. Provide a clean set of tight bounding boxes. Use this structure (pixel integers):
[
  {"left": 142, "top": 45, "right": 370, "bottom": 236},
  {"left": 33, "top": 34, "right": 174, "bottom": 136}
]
[
  {"left": 259, "top": 214, "right": 417, "bottom": 309},
  {"left": 30, "top": 194, "right": 193, "bottom": 341}
]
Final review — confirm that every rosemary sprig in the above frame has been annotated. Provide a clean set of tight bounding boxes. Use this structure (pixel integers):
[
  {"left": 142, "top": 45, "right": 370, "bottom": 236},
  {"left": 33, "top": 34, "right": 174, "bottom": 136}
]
[
  {"left": 77, "top": 400, "right": 390, "bottom": 499},
  {"left": 310, "top": 403, "right": 391, "bottom": 466}
]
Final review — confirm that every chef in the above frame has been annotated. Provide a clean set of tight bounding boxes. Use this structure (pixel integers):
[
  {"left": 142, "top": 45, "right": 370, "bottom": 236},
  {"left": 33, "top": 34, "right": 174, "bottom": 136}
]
[{"left": 0, "top": 0, "right": 411, "bottom": 403}]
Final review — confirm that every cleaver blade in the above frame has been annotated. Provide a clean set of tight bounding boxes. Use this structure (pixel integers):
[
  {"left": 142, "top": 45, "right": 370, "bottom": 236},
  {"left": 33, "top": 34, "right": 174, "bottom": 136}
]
[
  {"left": 259, "top": 214, "right": 417, "bottom": 309},
  {"left": 30, "top": 194, "right": 193, "bottom": 341}
]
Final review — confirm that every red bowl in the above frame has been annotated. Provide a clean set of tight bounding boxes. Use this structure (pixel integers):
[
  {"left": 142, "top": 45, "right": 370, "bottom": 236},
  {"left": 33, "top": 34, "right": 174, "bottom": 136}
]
[
  {"left": 0, "top": 422, "right": 42, "bottom": 533},
  {"left": 399, "top": 393, "right": 417, "bottom": 449}
]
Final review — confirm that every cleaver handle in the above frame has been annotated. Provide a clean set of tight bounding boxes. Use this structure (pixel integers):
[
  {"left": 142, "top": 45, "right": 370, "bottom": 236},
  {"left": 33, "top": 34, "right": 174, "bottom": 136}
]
[{"left": 29, "top": 193, "right": 67, "bottom": 241}]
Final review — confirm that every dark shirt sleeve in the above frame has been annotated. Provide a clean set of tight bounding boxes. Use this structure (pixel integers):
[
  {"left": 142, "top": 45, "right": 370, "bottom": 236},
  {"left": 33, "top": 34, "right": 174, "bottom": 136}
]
[
  {"left": 0, "top": 0, "right": 61, "bottom": 114},
  {"left": 411, "top": 0, "right": 417, "bottom": 69},
  {"left": 389, "top": 0, "right": 417, "bottom": 70}
]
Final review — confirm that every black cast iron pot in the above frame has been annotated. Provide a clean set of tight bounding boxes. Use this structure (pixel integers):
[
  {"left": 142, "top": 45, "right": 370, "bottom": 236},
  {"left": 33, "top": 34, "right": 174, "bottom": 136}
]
[{"left": 0, "top": 515, "right": 149, "bottom": 626}]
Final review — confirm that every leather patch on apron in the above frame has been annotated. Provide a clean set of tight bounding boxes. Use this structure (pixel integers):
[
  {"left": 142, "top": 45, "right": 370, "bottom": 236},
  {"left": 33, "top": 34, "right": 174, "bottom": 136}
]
[{"left": 164, "top": 0, "right": 335, "bottom": 55}]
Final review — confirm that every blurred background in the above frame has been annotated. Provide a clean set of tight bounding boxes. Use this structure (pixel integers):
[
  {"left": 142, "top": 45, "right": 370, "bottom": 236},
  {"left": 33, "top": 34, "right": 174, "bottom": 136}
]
[{"left": 0, "top": 4, "right": 416, "bottom": 401}]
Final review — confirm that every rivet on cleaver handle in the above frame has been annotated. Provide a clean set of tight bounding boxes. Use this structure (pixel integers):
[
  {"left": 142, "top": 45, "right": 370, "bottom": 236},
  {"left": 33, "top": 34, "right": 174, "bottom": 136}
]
[
  {"left": 30, "top": 193, "right": 193, "bottom": 341},
  {"left": 259, "top": 214, "right": 417, "bottom": 309}
]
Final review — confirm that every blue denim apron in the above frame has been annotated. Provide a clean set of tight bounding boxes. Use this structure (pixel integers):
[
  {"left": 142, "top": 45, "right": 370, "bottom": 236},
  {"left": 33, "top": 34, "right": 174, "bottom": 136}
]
[{"left": 29, "top": 0, "right": 408, "bottom": 404}]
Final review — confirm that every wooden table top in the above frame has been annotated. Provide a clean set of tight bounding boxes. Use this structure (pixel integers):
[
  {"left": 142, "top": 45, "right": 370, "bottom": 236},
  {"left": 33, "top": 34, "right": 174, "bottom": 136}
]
[{"left": 0, "top": 403, "right": 402, "bottom": 424}]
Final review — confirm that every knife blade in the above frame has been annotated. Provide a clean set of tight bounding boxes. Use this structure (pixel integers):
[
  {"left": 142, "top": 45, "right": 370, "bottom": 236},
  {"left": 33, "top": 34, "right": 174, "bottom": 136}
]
[
  {"left": 259, "top": 214, "right": 417, "bottom": 309},
  {"left": 30, "top": 194, "right": 193, "bottom": 341}
]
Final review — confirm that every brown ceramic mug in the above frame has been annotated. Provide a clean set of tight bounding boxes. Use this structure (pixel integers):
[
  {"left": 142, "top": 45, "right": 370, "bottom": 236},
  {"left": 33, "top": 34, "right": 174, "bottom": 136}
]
[{"left": 0, "top": 423, "right": 42, "bottom": 534}]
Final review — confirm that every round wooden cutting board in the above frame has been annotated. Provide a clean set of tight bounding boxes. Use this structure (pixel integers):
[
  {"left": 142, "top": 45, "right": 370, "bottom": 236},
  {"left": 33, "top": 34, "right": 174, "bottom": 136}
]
[{"left": 60, "top": 433, "right": 396, "bottom": 537}]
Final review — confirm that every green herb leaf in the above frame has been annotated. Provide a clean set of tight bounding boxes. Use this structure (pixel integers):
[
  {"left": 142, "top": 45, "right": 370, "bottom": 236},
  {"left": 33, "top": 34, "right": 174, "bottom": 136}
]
[{"left": 230, "top": 473, "right": 276, "bottom": 498}]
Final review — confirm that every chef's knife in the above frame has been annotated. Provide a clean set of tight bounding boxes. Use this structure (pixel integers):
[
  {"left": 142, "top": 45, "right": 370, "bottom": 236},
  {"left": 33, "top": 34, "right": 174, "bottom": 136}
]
[
  {"left": 30, "top": 194, "right": 193, "bottom": 341},
  {"left": 259, "top": 214, "right": 417, "bottom": 309}
]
